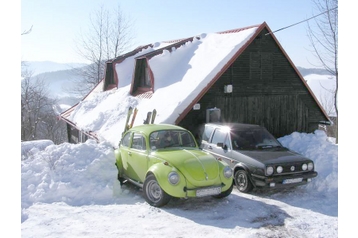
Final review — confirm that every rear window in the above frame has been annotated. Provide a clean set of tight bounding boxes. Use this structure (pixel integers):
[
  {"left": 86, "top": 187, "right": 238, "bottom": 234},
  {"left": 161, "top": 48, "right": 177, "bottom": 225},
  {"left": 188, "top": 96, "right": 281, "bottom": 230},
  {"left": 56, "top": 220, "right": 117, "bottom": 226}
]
[{"left": 202, "top": 125, "right": 215, "bottom": 142}]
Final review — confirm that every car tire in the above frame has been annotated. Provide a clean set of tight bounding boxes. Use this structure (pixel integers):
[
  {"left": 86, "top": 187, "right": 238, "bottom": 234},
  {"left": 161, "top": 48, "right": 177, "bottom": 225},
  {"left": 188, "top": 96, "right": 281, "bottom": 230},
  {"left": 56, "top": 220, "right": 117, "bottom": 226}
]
[
  {"left": 234, "top": 169, "right": 253, "bottom": 193},
  {"left": 143, "top": 174, "right": 171, "bottom": 207},
  {"left": 212, "top": 182, "right": 233, "bottom": 199}
]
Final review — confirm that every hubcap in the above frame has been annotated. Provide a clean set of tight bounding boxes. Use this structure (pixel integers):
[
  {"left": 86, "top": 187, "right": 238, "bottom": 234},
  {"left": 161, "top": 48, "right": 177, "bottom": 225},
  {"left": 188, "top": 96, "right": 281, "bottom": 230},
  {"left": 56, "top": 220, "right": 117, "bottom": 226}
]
[
  {"left": 147, "top": 180, "right": 162, "bottom": 202},
  {"left": 237, "top": 173, "right": 246, "bottom": 189}
]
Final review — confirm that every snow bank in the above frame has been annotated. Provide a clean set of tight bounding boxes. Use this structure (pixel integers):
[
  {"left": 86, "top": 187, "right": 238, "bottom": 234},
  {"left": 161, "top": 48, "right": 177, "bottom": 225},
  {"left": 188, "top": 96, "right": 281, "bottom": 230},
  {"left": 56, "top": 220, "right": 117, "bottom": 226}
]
[
  {"left": 21, "top": 140, "right": 54, "bottom": 160},
  {"left": 21, "top": 131, "right": 337, "bottom": 210},
  {"left": 21, "top": 139, "right": 118, "bottom": 209},
  {"left": 278, "top": 130, "right": 338, "bottom": 192}
]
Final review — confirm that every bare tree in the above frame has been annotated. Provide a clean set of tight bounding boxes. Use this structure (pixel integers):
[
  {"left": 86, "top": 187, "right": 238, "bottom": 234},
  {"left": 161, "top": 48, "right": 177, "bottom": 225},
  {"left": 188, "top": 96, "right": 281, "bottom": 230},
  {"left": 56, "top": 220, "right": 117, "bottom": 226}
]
[
  {"left": 319, "top": 83, "right": 335, "bottom": 117},
  {"left": 21, "top": 70, "right": 67, "bottom": 144},
  {"left": 73, "top": 4, "right": 135, "bottom": 96},
  {"left": 317, "top": 77, "right": 337, "bottom": 141},
  {"left": 307, "top": 0, "right": 338, "bottom": 143},
  {"left": 21, "top": 26, "right": 67, "bottom": 144}
]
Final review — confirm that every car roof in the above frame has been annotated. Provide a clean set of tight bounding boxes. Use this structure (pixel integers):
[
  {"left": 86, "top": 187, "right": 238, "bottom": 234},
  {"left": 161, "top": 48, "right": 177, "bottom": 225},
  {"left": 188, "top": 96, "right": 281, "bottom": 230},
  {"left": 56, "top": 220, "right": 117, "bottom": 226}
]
[
  {"left": 205, "top": 122, "right": 262, "bottom": 130},
  {"left": 128, "top": 124, "right": 187, "bottom": 134}
]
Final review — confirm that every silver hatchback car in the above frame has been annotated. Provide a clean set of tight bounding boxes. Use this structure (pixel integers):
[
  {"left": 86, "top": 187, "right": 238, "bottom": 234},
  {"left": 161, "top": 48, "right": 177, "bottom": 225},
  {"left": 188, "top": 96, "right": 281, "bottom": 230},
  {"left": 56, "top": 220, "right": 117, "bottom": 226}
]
[{"left": 199, "top": 123, "right": 318, "bottom": 193}]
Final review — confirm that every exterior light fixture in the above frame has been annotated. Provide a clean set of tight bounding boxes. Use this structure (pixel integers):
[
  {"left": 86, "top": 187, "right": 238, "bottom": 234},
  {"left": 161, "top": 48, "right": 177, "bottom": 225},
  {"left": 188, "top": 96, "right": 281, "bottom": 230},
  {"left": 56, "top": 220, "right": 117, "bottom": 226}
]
[
  {"left": 224, "top": 85, "right": 233, "bottom": 93},
  {"left": 193, "top": 103, "right": 200, "bottom": 110}
]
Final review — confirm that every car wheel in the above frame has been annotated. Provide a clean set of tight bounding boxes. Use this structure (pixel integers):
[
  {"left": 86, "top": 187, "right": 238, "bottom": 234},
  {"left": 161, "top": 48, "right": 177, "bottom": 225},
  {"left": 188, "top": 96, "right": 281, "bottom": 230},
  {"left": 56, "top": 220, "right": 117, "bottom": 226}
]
[
  {"left": 234, "top": 170, "right": 253, "bottom": 193},
  {"left": 143, "top": 174, "right": 171, "bottom": 207},
  {"left": 212, "top": 182, "right": 233, "bottom": 199}
]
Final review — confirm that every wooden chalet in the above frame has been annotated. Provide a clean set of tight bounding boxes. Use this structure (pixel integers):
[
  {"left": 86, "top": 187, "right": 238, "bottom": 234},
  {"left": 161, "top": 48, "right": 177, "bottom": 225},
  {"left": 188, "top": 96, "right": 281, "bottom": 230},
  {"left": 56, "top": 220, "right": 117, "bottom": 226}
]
[{"left": 60, "top": 22, "right": 331, "bottom": 145}]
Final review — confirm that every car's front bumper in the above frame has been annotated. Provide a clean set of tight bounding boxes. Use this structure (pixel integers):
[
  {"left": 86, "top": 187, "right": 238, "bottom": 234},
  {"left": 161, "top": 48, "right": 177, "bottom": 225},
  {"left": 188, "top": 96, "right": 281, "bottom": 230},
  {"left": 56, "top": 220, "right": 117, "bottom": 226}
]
[{"left": 251, "top": 171, "right": 318, "bottom": 189}]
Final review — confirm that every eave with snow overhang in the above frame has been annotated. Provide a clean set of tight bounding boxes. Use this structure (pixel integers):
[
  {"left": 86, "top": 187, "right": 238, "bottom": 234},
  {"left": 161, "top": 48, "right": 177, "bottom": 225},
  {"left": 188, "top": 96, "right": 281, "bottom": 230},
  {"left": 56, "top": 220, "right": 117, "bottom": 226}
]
[{"left": 59, "top": 22, "right": 331, "bottom": 147}]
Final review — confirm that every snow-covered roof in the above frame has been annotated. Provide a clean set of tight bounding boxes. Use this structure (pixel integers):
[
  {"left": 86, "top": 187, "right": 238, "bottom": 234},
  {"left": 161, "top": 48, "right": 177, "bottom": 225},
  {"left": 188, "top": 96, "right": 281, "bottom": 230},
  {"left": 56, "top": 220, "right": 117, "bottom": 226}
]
[{"left": 61, "top": 24, "right": 262, "bottom": 146}]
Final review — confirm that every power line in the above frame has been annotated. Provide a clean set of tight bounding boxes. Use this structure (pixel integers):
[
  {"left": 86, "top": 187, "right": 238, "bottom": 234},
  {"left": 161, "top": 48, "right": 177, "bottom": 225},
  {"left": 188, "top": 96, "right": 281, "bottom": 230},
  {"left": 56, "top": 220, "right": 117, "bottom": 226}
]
[{"left": 265, "top": 6, "right": 337, "bottom": 36}]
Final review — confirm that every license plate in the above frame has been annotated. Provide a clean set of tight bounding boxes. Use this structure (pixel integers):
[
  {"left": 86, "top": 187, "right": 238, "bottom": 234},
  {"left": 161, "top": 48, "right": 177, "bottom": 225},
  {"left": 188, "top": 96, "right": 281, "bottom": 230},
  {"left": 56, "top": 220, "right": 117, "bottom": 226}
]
[
  {"left": 196, "top": 187, "right": 221, "bottom": 197},
  {"left": 283, "top": 178, "right": 303, "bottom": 184}
]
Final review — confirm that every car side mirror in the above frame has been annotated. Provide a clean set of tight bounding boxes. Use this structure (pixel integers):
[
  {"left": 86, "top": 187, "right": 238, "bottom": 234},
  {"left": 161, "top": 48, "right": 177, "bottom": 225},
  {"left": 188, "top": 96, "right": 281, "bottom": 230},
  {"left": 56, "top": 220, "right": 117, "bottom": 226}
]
[{"left": 217, "top": 142, "right": 228, "bottom": 150}]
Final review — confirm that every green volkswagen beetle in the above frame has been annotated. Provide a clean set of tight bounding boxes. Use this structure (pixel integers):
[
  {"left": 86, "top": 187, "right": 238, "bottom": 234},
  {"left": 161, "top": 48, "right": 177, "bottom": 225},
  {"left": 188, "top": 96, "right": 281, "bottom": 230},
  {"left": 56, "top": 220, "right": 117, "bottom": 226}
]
[{"left": 115, "top": 124, "right": 233, "bottom": 207}]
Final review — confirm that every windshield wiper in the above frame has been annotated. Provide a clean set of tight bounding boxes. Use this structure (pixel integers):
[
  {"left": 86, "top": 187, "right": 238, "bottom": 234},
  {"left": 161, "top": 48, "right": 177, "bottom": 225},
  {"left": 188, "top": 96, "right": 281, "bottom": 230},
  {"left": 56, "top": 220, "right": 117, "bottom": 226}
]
[
  {"left": 256, "top": 145, "right": 273, "bottom": 149},
  {"left": 256, "top": 145, "right": 283, "bottom": 150}
]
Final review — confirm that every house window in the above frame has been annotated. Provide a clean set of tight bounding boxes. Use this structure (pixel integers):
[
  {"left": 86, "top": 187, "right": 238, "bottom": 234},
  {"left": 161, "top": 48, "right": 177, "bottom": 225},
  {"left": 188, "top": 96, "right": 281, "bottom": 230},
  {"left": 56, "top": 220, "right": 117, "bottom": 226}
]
[
  {"left": 79, "top": 131, "right": 88, "bottom": 143},
  {"left": 130, "top": 58, "right": 154, "bottom": 96},
  {"left": 70, "top": 127, "right": 79, "bottom": 143},
  {"left": 142, "top": 67, "right": 151, "bottom": 87},
  {"left": 103, "top": 62, "right": 117, "bottom": 91}
]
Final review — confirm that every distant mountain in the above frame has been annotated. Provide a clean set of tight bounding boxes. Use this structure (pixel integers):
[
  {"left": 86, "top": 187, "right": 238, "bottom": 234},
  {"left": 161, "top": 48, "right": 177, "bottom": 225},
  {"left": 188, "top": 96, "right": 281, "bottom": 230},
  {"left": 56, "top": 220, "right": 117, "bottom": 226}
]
[
  {"left": 22, "top": 61, "right": 88, "bottom": 76},
  {"left": 24, "top": 62, "right": 89, "bottom": 112},
  {"left": 35, "top": 68, "right": 83, "bottom": 96},
  {"left": 31, "top": 69, "right": 83, "bottom": 111}
]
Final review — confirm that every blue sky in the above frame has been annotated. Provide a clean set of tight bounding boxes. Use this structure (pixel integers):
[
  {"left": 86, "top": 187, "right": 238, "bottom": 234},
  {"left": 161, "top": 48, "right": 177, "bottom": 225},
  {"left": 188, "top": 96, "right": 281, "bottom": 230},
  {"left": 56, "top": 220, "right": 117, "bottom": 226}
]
[{"left": 21, "top": 0, "right": 331, "bottom": 68}]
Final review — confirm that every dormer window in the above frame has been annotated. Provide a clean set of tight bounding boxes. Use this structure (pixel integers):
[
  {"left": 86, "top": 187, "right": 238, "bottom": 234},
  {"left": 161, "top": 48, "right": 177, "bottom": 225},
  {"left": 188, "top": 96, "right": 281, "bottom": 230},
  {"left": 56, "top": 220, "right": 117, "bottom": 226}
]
[
  {"left": 141, "top": 67, "right": 151, "bottom": 87},
  {"left": 131, "top": 58, "right": 154, "bottom": 95},
  {"left": 103, "top": 62, "right": 117, "bottom": 91}
]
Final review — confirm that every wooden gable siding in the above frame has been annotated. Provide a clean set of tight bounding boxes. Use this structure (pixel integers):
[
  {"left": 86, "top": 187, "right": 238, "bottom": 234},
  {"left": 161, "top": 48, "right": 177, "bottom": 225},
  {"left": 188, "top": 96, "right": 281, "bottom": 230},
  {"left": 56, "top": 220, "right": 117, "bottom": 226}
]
[{"left": 179, "top": 28, "right": 327, "bottom": 139}]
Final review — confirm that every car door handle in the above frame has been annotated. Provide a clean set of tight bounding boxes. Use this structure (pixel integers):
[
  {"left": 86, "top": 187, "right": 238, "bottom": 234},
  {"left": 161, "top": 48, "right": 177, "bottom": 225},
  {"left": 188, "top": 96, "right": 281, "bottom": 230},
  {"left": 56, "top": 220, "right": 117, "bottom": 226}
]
[
  {"left": 128, "top": 151, "right": 132, "bottom": 156},
  {"left": 208, "top": 146, "right": 212, "bottom": 149}
]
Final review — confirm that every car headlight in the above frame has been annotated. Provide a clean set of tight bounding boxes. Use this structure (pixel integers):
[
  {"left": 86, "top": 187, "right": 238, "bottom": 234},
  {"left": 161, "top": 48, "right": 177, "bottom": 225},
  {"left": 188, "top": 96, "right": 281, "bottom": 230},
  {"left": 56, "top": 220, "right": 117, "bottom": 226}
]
[
  {"left": 266, "top": 166, "right": 274, "bottom": 176},
  {"left": 168, "top": 172, "right": 180, "bottom": 185},
  {"left": 302, "top": 163, "right": 308, "bottom": 171},
  {"left": 307, "top": 162, "right": 314, "bottom": 171},
  {"left": 223, "top": 166, "right": 232, "bottom": 178},
  {"left": 276, "top": 166, "right": 283, "bottom": 174}
]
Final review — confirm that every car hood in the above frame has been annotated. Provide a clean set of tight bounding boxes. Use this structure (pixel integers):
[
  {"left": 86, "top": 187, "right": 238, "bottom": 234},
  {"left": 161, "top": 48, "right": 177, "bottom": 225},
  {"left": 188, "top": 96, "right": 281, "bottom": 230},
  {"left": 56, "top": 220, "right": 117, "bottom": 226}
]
[
  {"left": 153, "top": 149, "right": 220, "bottom": 184},
  {"left": 238, "top": 150, "right": 311, "bottom": 164}
]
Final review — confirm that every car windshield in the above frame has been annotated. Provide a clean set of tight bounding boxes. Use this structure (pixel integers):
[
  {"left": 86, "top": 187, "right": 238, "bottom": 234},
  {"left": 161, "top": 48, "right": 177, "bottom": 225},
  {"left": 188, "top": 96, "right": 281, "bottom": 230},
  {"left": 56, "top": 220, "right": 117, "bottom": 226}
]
[
  {"left": 149, "top": 130, "right": 197, "bottom": 150},
  {"left": 231, "top": 127, "right": 282, "bottom": 150}
]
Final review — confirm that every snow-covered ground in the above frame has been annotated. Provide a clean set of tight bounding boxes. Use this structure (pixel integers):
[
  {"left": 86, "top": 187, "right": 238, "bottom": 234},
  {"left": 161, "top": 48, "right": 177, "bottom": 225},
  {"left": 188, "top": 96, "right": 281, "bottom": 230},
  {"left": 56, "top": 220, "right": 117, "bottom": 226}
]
[{"left": 21, "top": 129, "right": 338, "bottom": 237}]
